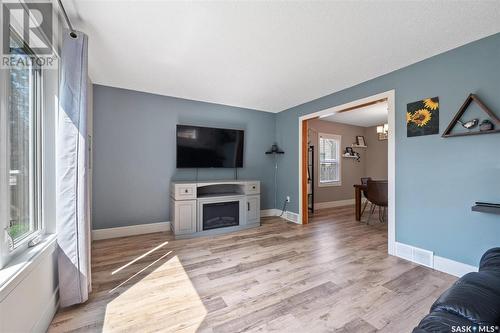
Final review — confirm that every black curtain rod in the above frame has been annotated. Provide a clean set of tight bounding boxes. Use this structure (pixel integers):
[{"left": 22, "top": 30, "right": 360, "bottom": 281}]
[{"left": 56, "top": 0, "right": 77, "bottom": 37}]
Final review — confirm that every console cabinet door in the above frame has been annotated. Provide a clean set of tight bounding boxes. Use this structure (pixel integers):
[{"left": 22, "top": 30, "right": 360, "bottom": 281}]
[
  {"left": 246, "top": 195, "right": 260, "bottom": 224},
  {"left": 174, "top": 200, "right": 197, "bottom": 235}
]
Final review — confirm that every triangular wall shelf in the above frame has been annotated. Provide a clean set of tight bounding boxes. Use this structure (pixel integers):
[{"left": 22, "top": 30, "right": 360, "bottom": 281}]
[{"left": 442, "top": 94, "right": 500, "bottom": 138}]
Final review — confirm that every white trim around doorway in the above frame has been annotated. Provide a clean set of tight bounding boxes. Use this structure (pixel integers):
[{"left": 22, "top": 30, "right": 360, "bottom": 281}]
[{"left": 298, "top": 90, "right": 396, "bottom": 256}]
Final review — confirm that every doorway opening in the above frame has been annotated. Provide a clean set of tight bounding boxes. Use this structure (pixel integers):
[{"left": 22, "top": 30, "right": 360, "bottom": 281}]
[{"left": 299, "top": 90, "right": 396, "bottom": 255}]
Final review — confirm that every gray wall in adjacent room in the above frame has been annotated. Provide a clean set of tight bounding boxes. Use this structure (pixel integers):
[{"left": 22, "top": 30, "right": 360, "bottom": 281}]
[
  {"left": 365, "top": 126, "right": 388, "bottom": 180},
  {"left": 92, "top": 85, "right": 276, "bottom": 229},
  {"left": 308, "top": 119, "right": 367, "bottom": 203}
]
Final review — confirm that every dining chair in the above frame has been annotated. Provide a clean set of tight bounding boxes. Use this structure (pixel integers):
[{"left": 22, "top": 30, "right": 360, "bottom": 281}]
[
  {"left": 360, "top": 177, "right": 372, "bottom": 217},
  {"left": 365, "top": 180, "right": 388, "bottom": 225}
]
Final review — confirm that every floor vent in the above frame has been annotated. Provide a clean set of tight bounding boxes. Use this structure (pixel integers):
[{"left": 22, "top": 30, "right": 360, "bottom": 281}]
[
  {"left": 395, "top": 242, "right": 433, "bottom": 268},
  {"left": 413, "top": 247, "right": 433, "bottom": 268},
  {"left": 285, "top": 211, "right": 299, "bottom": 223},
  {"left": 395, "top": 243, "right": 413, "bottom": 261}
]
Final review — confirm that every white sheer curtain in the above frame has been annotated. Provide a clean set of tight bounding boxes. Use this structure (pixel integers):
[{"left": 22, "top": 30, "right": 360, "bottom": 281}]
[{"left": 56, "top": 29, "right": 91, "bottom": 307}]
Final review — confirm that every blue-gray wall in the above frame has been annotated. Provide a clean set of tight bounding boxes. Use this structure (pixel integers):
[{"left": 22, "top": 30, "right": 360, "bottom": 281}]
[
  {"left": 275, "top": 33, "right": 500, "bottom": 266},
  {"left": 93, "top": 33, "right": 500, "bottom": 266},
  {"left": 92, "top": 85, "right": 276, "bottom": 229}
]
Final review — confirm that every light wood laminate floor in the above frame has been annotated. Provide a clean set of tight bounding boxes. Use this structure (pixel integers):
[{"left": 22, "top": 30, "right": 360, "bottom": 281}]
[{"left": 49, "top": 206, "right": 455, "bottom": 332}]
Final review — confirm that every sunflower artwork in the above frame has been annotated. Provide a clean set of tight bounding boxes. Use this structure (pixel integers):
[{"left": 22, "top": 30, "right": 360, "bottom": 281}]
[{"left": 407, "top": 97, "right": 439, "bottom": 137}]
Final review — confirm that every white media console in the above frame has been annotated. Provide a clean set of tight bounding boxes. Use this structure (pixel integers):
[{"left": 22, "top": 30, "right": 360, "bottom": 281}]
[{"left": 169, "top": 180, "right": 261, "bottom": 238}]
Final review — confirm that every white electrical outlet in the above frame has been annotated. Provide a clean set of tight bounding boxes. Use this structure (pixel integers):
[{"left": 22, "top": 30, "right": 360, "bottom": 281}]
[{"left": 286, "top": 196, "right": 290, "bottom": 202}]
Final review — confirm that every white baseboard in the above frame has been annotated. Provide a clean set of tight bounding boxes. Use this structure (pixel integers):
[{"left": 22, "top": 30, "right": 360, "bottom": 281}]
[
  {"left": 32, "top": 288, "right": 59, "bottom": 333},
  {"left": 93, "top": 209, "right": 302, "bottom": 241},
  {"left": 283, "top": 211, "right": 300, "bottom": 224},
  {"left": 434, "top": 255, "right": 478, "bottom": 277},
  {"left": 395, "top": 242, "right": 478, "bottom": 277},
  {"left": 92, "top": 221, "right": 171, "bottom": 240},
  {"left": 260, "top": 209, "right": 300, "bottom": 224},
  {"left": 315, "top": 198, "right": 367, "bottom": 209},
  {"left": 261, "top": 209, "right": 280, "bottom": 217}
]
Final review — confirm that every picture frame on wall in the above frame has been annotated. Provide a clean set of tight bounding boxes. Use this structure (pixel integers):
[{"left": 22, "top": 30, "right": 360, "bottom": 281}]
[
  {"left": 407, "top": 97, "right": 439, "bottom": 137},
  {"left": 355, "top": 136, "right": 366, "bottom": 146}
]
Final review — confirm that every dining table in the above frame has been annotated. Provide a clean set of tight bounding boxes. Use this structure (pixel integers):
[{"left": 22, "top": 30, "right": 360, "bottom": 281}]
[{"left": 353, "top": 184, "right": 368, "bottom": 221}]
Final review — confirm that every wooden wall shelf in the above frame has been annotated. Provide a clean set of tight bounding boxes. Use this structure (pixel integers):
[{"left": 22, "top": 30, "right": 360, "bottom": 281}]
[
  {"left": 443, "top": 129, "right": 500, "bottom": 138},
  {"left": 443, "top": 94, "right": 500, "bottom": 138}
]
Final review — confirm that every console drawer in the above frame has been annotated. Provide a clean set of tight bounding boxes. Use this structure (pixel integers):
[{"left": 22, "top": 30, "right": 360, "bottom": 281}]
[
  {"left": 246, "top": 182, "right": 260, "bottom": 194},
  {"left": 173, "top": 184, "right": 197, "bottom": 200}
]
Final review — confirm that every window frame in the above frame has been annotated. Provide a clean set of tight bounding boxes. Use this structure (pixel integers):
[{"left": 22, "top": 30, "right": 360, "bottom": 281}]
[
  {"left": 318, "top": 133, "right": 342, "bottom": 187},
  {"left": 0, "top": 28, "right": 44, "bottom": 269}
]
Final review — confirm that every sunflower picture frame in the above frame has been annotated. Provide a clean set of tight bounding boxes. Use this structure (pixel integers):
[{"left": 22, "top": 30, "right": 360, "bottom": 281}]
[{"left": 407, "top": 97, "right": 439, "bottom": 137}]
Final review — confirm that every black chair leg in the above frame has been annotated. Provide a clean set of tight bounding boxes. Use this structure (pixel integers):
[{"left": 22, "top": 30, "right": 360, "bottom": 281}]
[
  {"left": 367, "top": 203, "right": 376, "bottom": 225},
  {"left": 361, "top": 200, "right": 369, "bottom": 217},
  {"left": 379, "top": 206, "right": 387, "bottom": 223}
]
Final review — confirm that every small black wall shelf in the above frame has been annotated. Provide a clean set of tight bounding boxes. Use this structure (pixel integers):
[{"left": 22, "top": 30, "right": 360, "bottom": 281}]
[
  {"left": 472, "top": 205, "right": 500, "bottom": 215},
  {"left": 265, "top": 143, "right": 285, "bottom": 154}
]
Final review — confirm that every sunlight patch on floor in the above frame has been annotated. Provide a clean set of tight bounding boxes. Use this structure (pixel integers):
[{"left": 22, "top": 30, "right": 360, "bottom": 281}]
[
  {"left": 112, "top": 241, "right": 169, "bottom": 275},
  {"left": 103, "top": 254, "right": 207, "bottom": 332},
  {"left": 108, "top": 250, "right": 173, "bottom": 294}
]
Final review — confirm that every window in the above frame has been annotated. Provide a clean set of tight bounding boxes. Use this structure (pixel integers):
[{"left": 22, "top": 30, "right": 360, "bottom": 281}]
[
  {"left": 319, "top": 133, "right": 341, "bottom": 186},
  {"left": 2, "top": 30, "right": 43, "bottom": 255}
]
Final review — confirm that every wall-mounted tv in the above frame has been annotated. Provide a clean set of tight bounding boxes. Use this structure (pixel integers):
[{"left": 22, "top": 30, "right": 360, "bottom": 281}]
[{"left": 176, "top": 125, "right": 244, "bottom": 168}]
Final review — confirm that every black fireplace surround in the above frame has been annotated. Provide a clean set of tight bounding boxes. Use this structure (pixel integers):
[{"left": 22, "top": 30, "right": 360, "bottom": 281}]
[{"left": 202, "top": 201, "right": 239, "bottom": 230}]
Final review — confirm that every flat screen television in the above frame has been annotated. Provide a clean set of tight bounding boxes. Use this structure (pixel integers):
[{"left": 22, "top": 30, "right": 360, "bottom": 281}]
[{"left": 176, "top": 125, "right": 244, "bottom": 168}]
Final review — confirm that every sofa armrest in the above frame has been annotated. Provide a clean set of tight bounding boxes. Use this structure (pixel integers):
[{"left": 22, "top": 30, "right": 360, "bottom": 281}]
[
  {"left": 413, "top": 310, "right": 474, "bottom": 333},
  {"left": 479, "top": 247, "right": 500, "bottom": 273},
  {"left": 430, "top": 272, "right": 500, "bottom": 325}
]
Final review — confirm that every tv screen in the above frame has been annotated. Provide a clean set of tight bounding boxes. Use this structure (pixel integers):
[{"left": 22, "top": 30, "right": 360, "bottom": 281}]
[{"left": 176, "top": 125, "right": 244, "bottom": 168}]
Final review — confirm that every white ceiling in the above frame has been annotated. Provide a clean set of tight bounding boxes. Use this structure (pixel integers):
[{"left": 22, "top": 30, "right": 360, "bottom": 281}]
[
  {"left": 65, "top": 1, "right": 500, "bottom": 112},
  {"left": 320, "top": 101, "right": 388, "bottom": 127}
]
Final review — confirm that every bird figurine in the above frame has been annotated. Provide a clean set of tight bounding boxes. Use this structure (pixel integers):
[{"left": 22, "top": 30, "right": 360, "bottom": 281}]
[{"left": 457, "top": 118, "right": 478, "bottom": 130}]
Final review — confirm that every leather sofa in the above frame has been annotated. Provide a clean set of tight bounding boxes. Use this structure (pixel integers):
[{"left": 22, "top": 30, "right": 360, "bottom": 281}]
[{"left": 413, "top": 248, "right": 500, "bottom": 333}]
